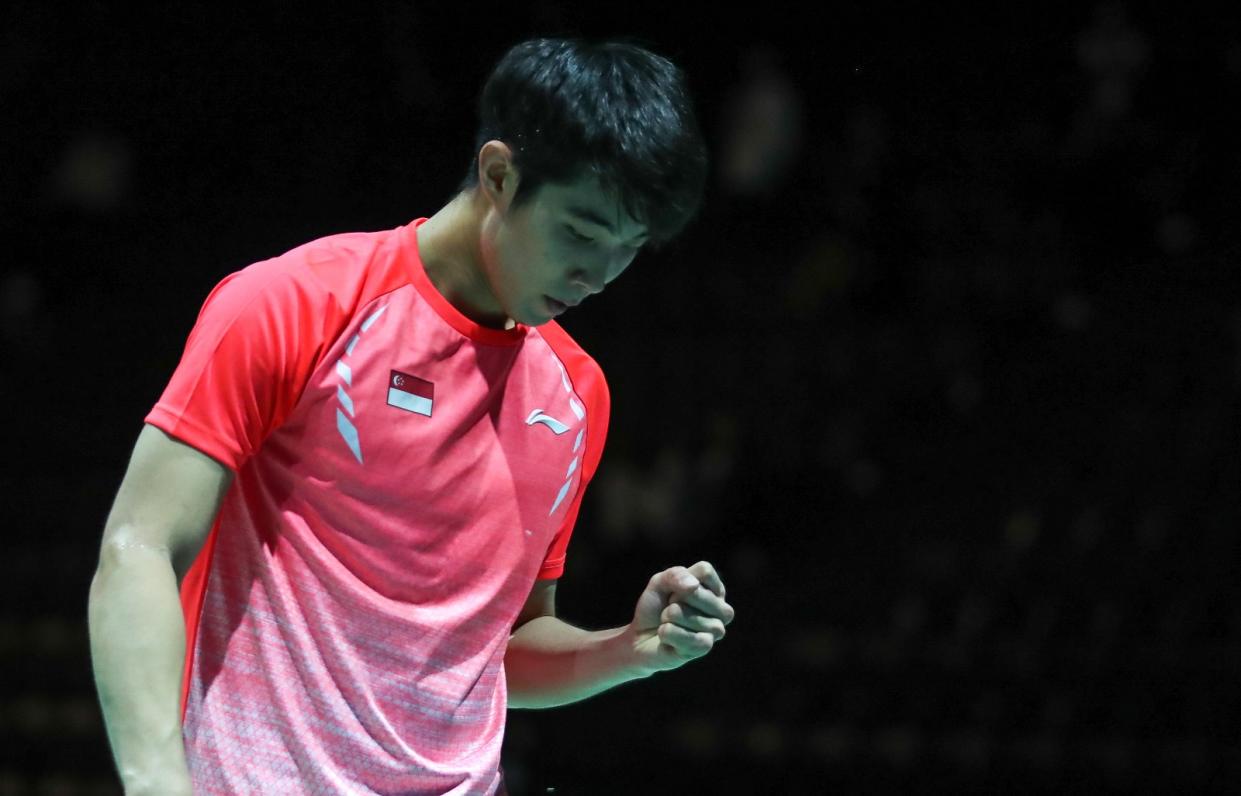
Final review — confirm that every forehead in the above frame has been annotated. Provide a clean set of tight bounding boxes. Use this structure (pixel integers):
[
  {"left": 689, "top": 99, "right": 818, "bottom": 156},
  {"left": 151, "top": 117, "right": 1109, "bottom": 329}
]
[{"left": 537, "top": 177, "right": 648, "bottom": 242}]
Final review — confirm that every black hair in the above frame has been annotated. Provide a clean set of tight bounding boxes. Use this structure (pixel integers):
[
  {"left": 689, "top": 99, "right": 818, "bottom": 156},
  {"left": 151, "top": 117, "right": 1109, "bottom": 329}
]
[{"left": 458, "top": 38, "right": 708, "bottom": 248}]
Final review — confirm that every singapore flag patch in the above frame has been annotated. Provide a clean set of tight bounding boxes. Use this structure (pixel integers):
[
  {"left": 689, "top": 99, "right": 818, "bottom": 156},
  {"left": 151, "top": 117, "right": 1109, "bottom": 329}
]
[{"left": 387, "top": 370, "right": 434, "bottom": 417}]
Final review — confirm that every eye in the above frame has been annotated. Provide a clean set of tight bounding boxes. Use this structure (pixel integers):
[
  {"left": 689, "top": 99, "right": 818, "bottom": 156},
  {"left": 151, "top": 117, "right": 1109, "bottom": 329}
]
[{"left": 565, "top": 226, "right": 595, "bottom": 244}]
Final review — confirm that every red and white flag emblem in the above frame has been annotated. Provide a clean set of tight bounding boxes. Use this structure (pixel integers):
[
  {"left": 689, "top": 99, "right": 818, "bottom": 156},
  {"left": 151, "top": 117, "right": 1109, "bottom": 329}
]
[{"left": 387, "top": 370, "right": 434, "bottom": 417}]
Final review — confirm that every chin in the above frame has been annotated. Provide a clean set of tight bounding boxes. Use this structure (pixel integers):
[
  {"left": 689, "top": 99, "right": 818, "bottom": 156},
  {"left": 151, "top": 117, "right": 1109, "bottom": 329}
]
[
  {"left": 514, "top": 300, "right": 552, "bottom": 327},
  {"left": 519, "top": 313, "right": 551, "bottom": 328}
]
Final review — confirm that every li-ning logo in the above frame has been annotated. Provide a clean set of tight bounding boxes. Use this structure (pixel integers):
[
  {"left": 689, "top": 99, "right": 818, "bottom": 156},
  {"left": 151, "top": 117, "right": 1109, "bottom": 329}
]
[
  {"left": 535, "top": 349, "right": 591, "bottom": 518},
  {"left": 525, "top": 409, "right": 569, "bottom": 435}
]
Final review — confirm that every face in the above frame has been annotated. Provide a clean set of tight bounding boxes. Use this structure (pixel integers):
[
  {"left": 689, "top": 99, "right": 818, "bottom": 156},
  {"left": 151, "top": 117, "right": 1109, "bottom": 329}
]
[{"left": 479, "top": 173, "right": 649, "bottom": 326}]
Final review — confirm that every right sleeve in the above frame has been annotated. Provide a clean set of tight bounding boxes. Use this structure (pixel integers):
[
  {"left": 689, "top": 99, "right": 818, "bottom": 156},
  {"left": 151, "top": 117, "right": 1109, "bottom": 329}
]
[
  {"left": 145, "top": 259, "right": 340, "bottom": 471},
  {"left": 533, "top": 323, "right": 612, "bottom": 581}
]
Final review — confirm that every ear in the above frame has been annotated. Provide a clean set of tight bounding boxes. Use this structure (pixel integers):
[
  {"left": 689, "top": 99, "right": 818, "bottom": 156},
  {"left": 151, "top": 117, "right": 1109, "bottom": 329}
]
[{"left": 477, "top": 141, "right": 520, "bottom": 211}]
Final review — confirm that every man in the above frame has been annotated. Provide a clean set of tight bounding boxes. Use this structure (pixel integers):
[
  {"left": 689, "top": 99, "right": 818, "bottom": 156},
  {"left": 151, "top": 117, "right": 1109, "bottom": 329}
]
[{"left": 88, "top": 37, "right": 734, "bottom": 794}]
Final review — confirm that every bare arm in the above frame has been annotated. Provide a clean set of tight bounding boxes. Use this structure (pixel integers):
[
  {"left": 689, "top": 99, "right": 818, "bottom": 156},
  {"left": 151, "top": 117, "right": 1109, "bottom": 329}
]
[
  {"left": 88, "top": 424, "right": 232, "bottom": 794},
  {"left": 505, "top": 563, "right": 734, "bottom": 709}
]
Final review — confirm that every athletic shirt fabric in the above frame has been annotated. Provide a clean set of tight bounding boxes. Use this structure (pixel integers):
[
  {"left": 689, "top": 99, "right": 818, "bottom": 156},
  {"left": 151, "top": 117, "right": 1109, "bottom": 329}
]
[{"left": 144, "top": 218, "right": 610, "bottom": 794}]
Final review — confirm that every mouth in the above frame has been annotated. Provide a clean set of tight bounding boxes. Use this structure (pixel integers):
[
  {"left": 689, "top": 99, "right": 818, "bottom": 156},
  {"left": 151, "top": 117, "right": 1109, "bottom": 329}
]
[{"left": 544, "top": 295, "right": 569, "bottom": 316}]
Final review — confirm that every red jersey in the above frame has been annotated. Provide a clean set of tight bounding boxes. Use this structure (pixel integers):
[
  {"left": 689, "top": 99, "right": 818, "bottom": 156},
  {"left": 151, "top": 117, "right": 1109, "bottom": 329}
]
[{"left": 145, "top": 218, "right": 609, "bottom": 793}]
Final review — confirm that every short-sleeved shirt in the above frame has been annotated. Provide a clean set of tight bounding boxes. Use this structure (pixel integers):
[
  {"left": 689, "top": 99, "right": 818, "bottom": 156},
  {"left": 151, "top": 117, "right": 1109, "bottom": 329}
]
[{"left": 145, "top": 218, "right": 609, "bottom": 794}]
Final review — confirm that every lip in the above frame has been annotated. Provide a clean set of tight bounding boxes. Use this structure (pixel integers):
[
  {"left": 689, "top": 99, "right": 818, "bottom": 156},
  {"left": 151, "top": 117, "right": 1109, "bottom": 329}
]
[{"left": 544, "top": 295, "right": 569, "bottom": 316}]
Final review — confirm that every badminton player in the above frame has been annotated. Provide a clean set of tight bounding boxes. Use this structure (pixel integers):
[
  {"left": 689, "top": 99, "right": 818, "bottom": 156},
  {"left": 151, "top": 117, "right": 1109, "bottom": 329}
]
[{"left": 88, "top": 37, "right": 734, "bottom": 794}]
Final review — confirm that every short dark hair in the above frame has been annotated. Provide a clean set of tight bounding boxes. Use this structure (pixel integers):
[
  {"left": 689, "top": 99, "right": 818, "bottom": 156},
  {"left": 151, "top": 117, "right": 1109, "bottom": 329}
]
[{"left": 459, "top": 38, "right": 708, "bottom": 248}]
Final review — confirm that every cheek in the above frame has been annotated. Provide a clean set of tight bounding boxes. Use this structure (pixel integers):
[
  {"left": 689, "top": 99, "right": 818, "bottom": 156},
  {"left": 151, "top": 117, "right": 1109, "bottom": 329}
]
[
  {"left": 488, "top": 230, "right": 543, "bottom": 304},
  {"left": 512, "top": 234, "right": 559, "bottom": 283},
  {"left": 488, "top": 221, "right": 524, "bottom": 272}
]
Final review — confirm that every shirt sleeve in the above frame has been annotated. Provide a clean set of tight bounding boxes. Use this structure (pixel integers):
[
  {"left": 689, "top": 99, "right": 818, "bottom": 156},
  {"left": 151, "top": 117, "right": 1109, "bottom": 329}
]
[
  {"left": 534, "top": 326, "right": 611, "bottom": 580},
  {"left": 145, "top": 258, "right": 340, "bottom": 471}
]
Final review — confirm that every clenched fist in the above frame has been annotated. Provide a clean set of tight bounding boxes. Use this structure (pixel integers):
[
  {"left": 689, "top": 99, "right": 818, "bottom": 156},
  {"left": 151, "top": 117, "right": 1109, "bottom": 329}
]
[{"left": 628, "top": 561, "right": 735, "bottom": 673}]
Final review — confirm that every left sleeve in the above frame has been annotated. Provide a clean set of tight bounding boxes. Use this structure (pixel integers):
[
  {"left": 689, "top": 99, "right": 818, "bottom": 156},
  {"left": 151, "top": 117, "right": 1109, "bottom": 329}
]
[
  {"left": 145, "top": 259, "right": 343, "bottom": 471},
  {"left": 534, "top": 325, "right": 611, "bottom": 580}
]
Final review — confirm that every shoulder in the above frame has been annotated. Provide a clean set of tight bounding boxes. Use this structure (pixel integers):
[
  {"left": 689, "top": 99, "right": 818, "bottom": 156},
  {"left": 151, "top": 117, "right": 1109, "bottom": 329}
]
[
  {"left": 268, "top": 227, "right": 406, "bottom": 299},
  {"left": 533, "top": 321, "right": 612, "bottom": 473},
  {"left": 535, "top": 320, "right": 599, "bottom": 369},
  {"left": 535, "top": 321, "right": 609, "bottom": 404},
  {"left": 203, "top": 227, "right": 409, "bottom": 322}
]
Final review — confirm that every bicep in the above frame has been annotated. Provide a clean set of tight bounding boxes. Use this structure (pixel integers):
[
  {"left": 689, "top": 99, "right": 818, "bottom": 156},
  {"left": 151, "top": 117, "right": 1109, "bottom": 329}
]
[
  {"left": 513, "top": 579, "right": 557, "bottom": 630},
  {"left": 99, "top": 424, "right": 233, "bottom": 579}
]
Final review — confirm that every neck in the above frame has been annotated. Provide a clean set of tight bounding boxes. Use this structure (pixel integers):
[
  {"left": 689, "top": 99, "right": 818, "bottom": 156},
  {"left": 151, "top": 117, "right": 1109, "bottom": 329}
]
[{"left": 416, "top": 191, "right": 511, "bottom": 329}]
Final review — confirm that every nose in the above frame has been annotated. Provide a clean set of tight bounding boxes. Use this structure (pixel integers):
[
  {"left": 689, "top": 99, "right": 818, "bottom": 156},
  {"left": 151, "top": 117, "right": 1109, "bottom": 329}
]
[
  {"left": 569, "top": 268, "right": 606, "bottom": 295},
  {"left": 570, "top": 250, "right": 635, "bottom": 296}
]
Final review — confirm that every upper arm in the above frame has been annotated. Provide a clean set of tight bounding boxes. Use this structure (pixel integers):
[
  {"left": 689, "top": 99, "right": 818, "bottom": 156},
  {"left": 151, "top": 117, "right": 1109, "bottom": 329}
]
[
  {"left": 98, "top": 424, "right": 233, "bottom": 580},
  {"left": 513, "top": 579, "right": 557, "bottom": 630},
  {"left": 145, "top": 262, "right": 341, "bottom": 471}
]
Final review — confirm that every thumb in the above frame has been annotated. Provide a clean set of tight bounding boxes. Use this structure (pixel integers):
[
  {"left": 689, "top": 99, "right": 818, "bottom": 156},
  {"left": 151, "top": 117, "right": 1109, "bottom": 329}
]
[
  {"left": 647, "top": 566, "right": 701, "bottom": 602},
  {"left": 635, "top": 567, "right": 700, "bottom": 624}
]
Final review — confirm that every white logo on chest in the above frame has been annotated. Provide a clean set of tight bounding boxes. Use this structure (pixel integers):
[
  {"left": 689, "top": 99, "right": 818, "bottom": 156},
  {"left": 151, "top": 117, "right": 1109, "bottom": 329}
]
[{"left": 525, "top": 409, "right": 570, "bottom": 435}]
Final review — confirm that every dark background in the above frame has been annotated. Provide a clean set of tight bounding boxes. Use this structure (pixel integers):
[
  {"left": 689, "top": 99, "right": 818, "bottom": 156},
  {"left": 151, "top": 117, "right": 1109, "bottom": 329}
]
[{"left": 3, "top": 2, "right": 1240, "bottom": 793}]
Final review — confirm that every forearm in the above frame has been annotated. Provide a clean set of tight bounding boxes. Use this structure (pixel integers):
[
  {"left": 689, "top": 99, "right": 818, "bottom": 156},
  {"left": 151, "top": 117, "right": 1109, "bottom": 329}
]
[
  {"left": 87, "top": 538, "right": 193, "bottom": 794},
  {"left": 505, "top": 617, "right": 652, "bottom": 709}
]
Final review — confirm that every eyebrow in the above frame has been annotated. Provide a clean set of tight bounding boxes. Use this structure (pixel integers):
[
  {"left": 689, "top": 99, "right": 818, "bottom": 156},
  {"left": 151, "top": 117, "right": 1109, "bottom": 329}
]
[{"left": 566, "top": 205, "right": 649, "bottom": 245}]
